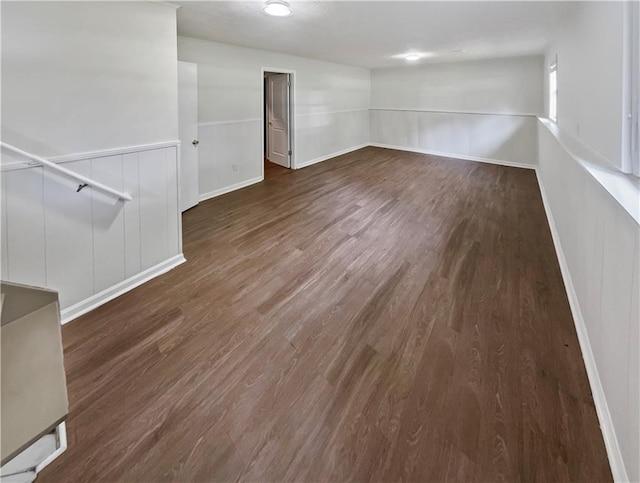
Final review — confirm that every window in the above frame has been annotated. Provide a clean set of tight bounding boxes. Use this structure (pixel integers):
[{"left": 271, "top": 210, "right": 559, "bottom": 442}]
[{"left": 549, "top": 57, "right": 557, "bottom": 123}]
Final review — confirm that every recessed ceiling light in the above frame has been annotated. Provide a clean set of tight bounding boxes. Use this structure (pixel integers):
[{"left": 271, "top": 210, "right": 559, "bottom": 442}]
[
  {"left": 392, "top": 52, "right": 433, "bottom": 62},
  {"left": 263, "top": 0, "right": 291, "bottom": 17}
]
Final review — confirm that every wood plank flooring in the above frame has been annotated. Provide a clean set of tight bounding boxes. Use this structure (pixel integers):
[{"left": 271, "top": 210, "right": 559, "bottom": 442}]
[{"left": 40, "top": 147, "right": 611, "bottom": 482}]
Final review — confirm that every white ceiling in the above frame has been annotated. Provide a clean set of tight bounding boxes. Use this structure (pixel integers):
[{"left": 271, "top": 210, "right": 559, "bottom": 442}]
[{"left": 176, "top": 1, "right": 577, "bottom": 69}]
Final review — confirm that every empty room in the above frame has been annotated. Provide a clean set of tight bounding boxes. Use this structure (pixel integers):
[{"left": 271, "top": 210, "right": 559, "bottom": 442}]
[{"left": 1, "top": 1, "right": 638, "bottom": 481}]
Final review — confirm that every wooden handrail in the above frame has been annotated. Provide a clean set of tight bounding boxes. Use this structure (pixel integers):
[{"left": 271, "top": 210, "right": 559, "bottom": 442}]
[{"left": 1, "top": 142, "right": 132, "bottom": 202}]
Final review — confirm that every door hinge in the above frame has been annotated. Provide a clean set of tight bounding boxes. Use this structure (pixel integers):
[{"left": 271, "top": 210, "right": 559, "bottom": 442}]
[{"left": 288, "top": 149, "right": 292, "bottom": 156}]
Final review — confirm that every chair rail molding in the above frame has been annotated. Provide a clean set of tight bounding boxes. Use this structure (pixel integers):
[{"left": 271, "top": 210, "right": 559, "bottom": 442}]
[{"left": 1, "top": 142, "right": 133, "bottom": 201}]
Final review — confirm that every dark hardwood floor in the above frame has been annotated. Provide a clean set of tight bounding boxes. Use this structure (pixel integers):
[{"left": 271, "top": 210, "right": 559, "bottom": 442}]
[{"left": 40, "top": 147, "right": 611, "bottom": 482}]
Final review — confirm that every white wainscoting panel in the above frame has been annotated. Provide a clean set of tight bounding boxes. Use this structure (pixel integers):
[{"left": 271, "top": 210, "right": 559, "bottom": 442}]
[
  {"left": 123, "top": 152, "right": 142, "bottom": 279},
  {"left": 295, "top": 109, "right": 369, "bottom": 166},
  {"left": 92, "top": 155, "right": 126, "bottom": 293},
  {"left": 537, "top": 120, "right": 639, "bottom": 482},
  {"left": 370, "top": 109, "right": 538, "bottom": 167},
  {"left": 1, "top": 144, "right": 183, "bottom": 319},
  {"left": 44, "top": 161, "right": 95, "bottom": 308},
  {"left": 3, "top": 166, "right": 48, "bottom": 288},
  {"left": 370, "top": 109, "right": 419, "bottom": 150},
  {"left": 139, "top": 150, "right": 170, "bottom": 270},
  {"left": 198, "top": 119, "right": 262, "bottom": 201},
  {"left": 197, "top": 109, "right": 369, "bottom": 200}
]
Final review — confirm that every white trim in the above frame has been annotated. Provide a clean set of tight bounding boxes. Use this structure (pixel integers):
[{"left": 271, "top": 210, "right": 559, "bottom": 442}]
[
  {"left": 261, "top": 67, "right": 296, "bottom": 170},
  {"left": 296, "top": 144, "right": 369, "bottom": 169},
  {"left": 49, "top": 140, "right": 181, "bottom": 163},
  {"left": 296, "top": 108, "right": 370, "bottom": 117},
  {"left": 368, "top": 143, "right": 536, "bottom": 170},
  {"left": 1, "top": 140, "right": 181, "bottom": 172},
  {"left": 369, "top": 107, "right": 540, "bottom": 118},
  {"left": 60, "top": 254, "right": 186, "bottom": 325},
  {"left": 198, "top": 119, "right": 261, "bottom": 127},
  {"left": 35, "top": 422, "right": 67, "bottom": 474},
  {"left": 175, "top": 145, "right": 184, "bottom": 255},
  {"left": 1, "top": 142, "right": 133, "bottom": 201},
  {"left": 148, "top": 1, "right": 181, "bottom": 10},
  {"left": 622, "top": 0, "right": 638, "bottom": 174},
  {"left": 535, "top": 170, "right": 629, "bottom": 483},
  {"left": 538, "top": 118, "right": 640, "bottom": 225},
  {"left": 199, "top": 176, "right": 263, "bottom": 202},
  {"left": 197, "top": 109, "right": 368, "bottom": 126}
]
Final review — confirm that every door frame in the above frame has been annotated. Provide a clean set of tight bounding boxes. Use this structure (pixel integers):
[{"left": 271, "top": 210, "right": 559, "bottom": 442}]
[{"left": 261, "top": 67, "right": 296, "bottom": 176}]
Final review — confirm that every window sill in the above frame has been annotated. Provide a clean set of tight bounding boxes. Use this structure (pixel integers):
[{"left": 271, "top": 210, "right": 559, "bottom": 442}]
[{"left": 538, "top": 117, "right": 640, "bottom": 225}]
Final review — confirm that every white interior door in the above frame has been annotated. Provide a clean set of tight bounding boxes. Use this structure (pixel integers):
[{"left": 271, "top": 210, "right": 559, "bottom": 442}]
[
  {"left": 178, "top": 61, "right": 199, "bottom": 212},
  {"left": 267, "top": 74, "right": 290, "bottom": 168}
]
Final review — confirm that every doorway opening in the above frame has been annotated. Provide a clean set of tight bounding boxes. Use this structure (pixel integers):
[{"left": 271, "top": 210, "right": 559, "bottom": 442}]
[{"left": 262, "top": 69, "right": 294, "bottom": 174}]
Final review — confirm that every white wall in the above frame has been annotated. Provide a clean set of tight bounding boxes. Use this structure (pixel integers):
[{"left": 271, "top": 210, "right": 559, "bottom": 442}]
[
  {"left": 542, "top": 4, "right": 639, "bottom": 478},
  {"left": 537, "top": 121, "right": 639, "bottom": 482},
  {"left": 545, "top": 1, "right": 626, "bottom": 170},
  {"left": 1, "top": 2, "right": 183, "bottom": 321},
  {"left": 369, "top": 56, "right": 543, "bottom": 166},
  {"left": 371, "top": 56, "right": 544, "bottom": 114},
  {"left": 177, "top": 36, "right": 370, "bottom": 199},
  {"left": 1, "top": 1, "right": 179, "bottom": 157}
]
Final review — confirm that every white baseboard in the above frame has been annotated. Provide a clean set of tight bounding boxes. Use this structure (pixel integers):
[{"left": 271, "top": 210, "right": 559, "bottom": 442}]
[
  {"left": 60, "top": 254, "right": 186, "bottom": 325},
  {"left": 535, "top": 169, "right": 628, "bottom": 483},
  {"left": 368, "top": 142, "right": 536, "bottom": 170},
  {"left": 295, "top": 143, "right": 369, "bottom": 169},
  {"left": 199, "top": 176, "right": 263, "bottom": 202}
]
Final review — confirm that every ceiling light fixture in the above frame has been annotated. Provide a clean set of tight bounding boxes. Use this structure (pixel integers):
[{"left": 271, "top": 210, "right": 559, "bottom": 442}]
[
  {"left": 263, "top": 0, "right": 291, "bottom": 17},
  {"left": 392, "top": 52, "right": 433, "bottom": 62}
]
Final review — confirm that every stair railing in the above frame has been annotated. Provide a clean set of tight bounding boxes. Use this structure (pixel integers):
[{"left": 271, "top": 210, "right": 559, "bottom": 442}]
[{"left": 1, "top": 142, "right": 132, "bottom": 202}]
